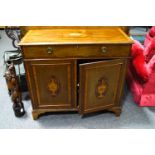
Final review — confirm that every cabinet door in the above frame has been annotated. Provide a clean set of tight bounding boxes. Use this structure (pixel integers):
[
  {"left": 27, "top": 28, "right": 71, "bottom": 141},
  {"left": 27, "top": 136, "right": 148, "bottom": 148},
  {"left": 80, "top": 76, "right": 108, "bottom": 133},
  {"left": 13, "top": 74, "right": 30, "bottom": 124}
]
[
  {"left": 25, "top": 59, "right": 77, "bottom": 110},
  {"left": 79, "top": 59, "right": 127, "bottom": 115}
]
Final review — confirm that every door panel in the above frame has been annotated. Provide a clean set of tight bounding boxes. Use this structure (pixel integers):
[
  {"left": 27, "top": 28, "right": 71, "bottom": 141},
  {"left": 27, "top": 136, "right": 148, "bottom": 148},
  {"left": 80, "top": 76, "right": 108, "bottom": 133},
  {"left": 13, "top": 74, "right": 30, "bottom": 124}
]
[
  {"left": 79, "top": 59, "right": 125, "bottom": 114},
  {"left": 25, "top": 59, "right": 77, "bottom": 110}
]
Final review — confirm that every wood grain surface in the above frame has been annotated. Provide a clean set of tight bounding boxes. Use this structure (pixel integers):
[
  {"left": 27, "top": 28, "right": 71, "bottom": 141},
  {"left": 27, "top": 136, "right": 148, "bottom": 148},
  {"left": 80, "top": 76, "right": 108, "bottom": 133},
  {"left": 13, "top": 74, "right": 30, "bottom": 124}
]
[{"left": 19, "top": 27, "right": 133, "bottom": 45}]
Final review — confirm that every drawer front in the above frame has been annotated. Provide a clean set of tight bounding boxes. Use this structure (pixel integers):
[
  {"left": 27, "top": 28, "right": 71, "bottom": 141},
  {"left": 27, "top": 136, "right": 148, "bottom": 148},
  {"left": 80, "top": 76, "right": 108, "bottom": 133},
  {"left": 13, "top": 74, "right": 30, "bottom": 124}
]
[
  {"left": 22, "top": 44, "right": 130, "bottom": 59},
  {"left": 77, "top": 44, "right": 130, "bottom": 58},
  {"left": 22, "top": 45, "right": 77, "bottom": 59}
]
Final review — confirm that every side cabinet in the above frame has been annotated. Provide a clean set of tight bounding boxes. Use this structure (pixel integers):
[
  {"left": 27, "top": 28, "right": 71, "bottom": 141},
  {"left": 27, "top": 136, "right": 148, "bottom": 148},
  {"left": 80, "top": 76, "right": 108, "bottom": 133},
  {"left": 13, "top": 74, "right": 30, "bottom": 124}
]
[
  {"left": 20, "top": 27, "right": 133, "bottom": 119},
  {"left": 25, "top": 59, "right": 77, "bottom": 119}
]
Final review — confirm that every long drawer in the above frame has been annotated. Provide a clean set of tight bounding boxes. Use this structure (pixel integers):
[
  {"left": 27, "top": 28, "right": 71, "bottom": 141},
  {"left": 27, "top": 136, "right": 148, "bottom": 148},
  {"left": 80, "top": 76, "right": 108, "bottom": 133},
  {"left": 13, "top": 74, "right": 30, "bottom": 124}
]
[{"left": 22, "top": 44, "right": 131, "bottom": 59}]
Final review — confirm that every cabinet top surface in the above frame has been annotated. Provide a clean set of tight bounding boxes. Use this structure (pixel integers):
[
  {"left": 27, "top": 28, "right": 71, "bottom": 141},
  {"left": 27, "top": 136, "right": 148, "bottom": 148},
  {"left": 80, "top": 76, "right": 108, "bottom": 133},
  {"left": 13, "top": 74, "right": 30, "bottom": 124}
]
[{"left": 19, "top": 27, "right": 133, "bottom": 46}]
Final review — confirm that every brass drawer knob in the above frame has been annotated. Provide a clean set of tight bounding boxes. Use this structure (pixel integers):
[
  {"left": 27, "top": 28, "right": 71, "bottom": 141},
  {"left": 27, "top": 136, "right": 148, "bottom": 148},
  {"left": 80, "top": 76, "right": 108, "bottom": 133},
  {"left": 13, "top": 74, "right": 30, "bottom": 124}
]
[
  {"left": 47, "top": 47, "right": 53, "bottom": 54},
  {"left": 101, "top": 46, "right": 107, "bottom": 53}
]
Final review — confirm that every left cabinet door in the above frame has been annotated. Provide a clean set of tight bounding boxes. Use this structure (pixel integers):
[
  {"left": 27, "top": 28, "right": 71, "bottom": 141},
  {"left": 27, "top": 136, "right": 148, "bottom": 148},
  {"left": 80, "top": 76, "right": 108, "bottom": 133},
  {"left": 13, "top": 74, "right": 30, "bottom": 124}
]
[{"left": 25, "top": 59, "right": 77, "bottom": 110}]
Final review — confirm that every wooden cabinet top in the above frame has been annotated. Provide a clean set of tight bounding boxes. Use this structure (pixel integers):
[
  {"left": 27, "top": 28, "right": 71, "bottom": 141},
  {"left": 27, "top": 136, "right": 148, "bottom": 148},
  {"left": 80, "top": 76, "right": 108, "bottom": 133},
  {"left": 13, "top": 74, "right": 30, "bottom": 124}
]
[{"left": 19, "top": 27, "right": 133, "bottom": 46}]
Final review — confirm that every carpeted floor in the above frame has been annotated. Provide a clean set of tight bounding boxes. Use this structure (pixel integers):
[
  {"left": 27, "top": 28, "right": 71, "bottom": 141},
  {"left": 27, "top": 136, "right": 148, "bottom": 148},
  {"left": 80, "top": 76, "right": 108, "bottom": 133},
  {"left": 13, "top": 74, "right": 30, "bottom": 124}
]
[{"left": 1, "top": 29, "right": 155, "bottom": 129}]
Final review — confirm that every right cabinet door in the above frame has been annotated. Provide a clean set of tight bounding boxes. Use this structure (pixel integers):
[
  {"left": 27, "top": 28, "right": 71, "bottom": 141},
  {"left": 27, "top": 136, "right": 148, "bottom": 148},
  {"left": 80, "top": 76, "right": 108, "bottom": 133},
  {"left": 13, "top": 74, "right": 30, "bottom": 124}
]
[{"left": 79, "top": 59, "right": 127, "bottom": 115}]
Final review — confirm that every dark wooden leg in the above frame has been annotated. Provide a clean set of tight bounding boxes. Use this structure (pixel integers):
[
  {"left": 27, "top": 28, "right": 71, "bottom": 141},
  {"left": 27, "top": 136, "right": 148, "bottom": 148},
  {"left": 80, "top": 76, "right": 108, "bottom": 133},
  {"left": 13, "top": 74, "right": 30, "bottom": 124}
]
[
  {"left": 4, "top": 62, "right": 25, "bottom": 117},
  {"left": 108, "top": 107, "right": 122, "bottom": 117}
]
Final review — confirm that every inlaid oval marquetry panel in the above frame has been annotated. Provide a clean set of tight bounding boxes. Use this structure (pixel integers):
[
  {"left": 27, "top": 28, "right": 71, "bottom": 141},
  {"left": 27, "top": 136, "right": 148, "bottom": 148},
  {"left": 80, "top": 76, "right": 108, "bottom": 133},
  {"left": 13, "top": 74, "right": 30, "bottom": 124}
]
[
  {"left": 95, "top": 77, "right": 108, "bottom": 98},
  {"left": 47, "top": 76, "right": 60, "bottom": 97}
]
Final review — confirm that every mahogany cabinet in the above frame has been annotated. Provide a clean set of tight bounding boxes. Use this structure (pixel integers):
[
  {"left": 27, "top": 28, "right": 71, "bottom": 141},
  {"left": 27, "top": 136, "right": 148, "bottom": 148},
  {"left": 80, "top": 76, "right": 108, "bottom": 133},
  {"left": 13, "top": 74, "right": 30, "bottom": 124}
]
[{"left": 19, "top": 27, "right": 133, "bottom": 119}]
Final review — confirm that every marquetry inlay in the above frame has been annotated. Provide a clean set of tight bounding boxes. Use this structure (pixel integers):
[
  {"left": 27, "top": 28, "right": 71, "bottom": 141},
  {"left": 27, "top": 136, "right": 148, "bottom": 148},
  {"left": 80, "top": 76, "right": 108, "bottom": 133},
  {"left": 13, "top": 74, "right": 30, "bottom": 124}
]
[
  {"left": 95, "top": 77, "right": 108, "bottom": 98},
  {"left": 48, "top": 76, "right": 60, "bottom": 97}
]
